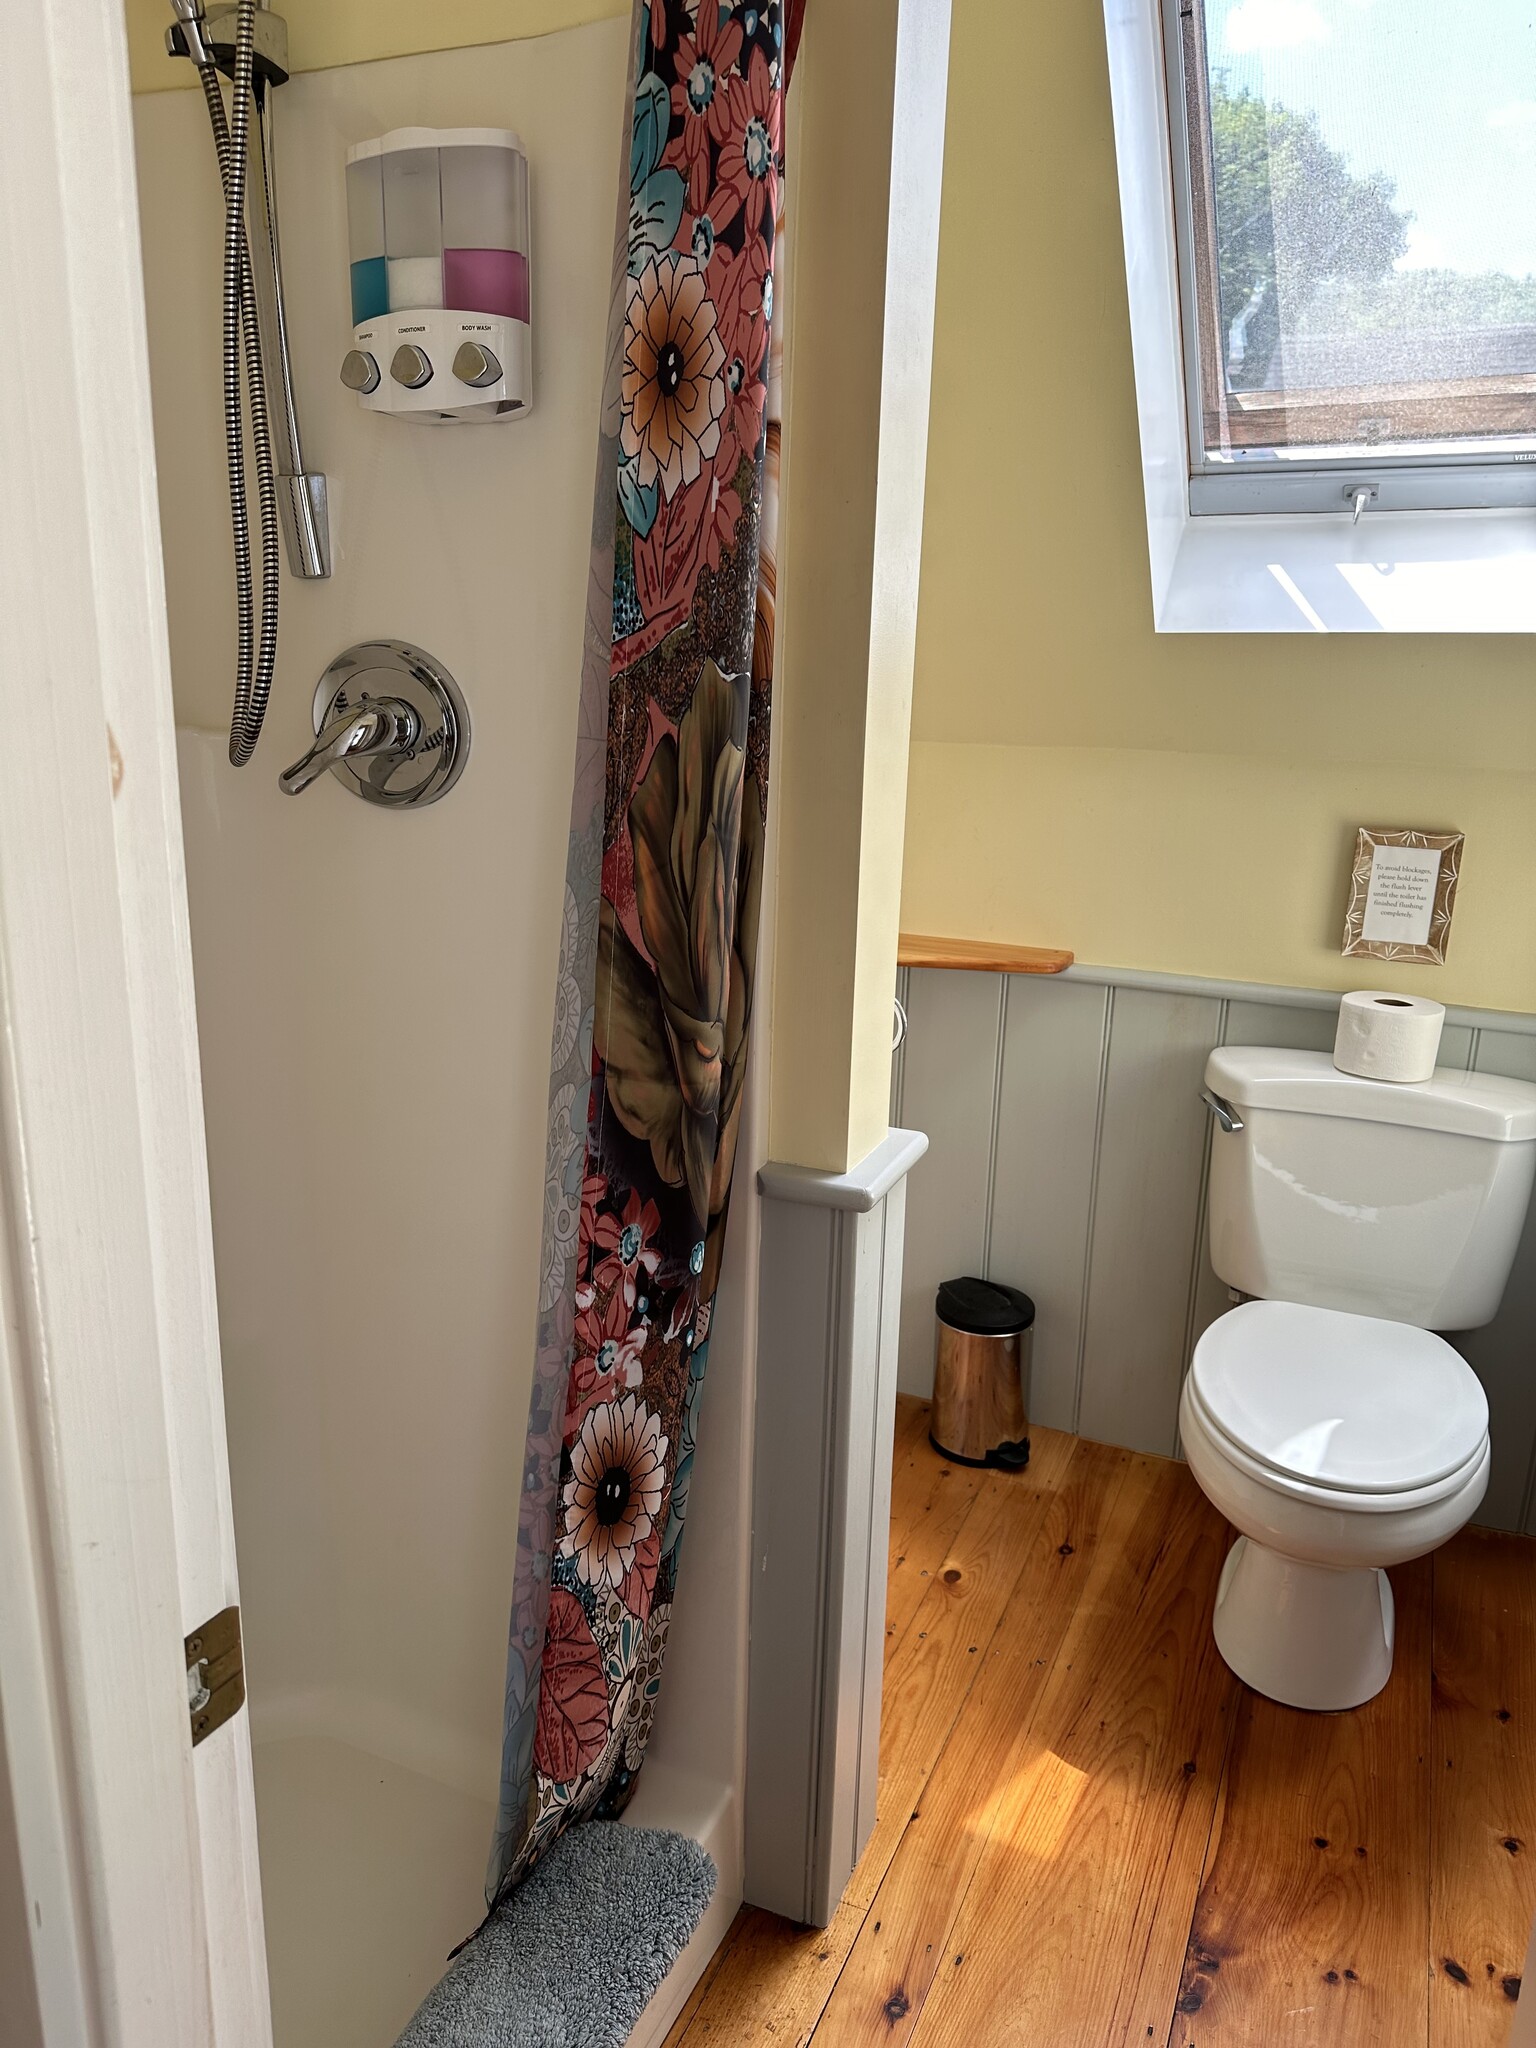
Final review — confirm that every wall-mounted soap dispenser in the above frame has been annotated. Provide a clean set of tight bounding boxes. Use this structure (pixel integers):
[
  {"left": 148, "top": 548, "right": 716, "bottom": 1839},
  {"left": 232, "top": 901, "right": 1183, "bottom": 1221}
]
[{"left": 341, "top": 128, "right": 531, "bottom": 422}]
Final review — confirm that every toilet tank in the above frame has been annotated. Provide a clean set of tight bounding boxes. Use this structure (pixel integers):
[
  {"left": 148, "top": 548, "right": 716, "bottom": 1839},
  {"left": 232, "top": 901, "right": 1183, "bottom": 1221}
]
[{"left": 1204, "top": 1046, "right": 1536, "bottom": 1331}]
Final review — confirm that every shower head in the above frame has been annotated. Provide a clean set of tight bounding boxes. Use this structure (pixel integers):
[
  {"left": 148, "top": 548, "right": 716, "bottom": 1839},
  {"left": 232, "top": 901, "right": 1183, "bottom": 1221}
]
[{"left": 166, "top": 2, "right": 290, "bottom": 87}]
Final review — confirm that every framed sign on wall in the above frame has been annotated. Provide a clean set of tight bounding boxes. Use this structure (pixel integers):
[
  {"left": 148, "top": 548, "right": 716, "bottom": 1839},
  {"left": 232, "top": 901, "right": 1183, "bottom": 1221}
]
[{"left": 1342, "top": 827, "right": 1464, "bottom": 966}]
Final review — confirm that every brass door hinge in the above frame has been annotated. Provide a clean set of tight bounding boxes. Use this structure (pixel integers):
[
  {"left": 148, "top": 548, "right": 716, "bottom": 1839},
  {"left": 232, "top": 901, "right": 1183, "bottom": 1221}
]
[{"left": 185, "top": 1606, "right": 244, "bottom": 1746}]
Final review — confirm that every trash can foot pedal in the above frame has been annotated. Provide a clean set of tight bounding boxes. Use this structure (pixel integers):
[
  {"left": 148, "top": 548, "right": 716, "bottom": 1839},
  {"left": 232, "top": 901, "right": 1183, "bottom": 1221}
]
[{"left": 929, "top": 1431, "right": 1031, "bottom": 1472}]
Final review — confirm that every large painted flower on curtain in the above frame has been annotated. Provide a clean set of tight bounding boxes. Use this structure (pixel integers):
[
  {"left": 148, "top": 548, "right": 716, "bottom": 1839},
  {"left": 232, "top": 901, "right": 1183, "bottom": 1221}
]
[
  {"left": 598, "top": 662, "right": 745, "bottom": 1225},
  {"left": 490, "top": 0, "right": 789, "bottom": 1906},
  {"left": 561, "top": 1394, "right": 668, "bottom": 1590},
  {"left": 620, "top": 257, "right": 726, "bottom": 500}
]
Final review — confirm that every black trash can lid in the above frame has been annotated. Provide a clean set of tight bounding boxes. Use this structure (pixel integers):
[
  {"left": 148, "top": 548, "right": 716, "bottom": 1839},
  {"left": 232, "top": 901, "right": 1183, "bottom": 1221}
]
[{"left": 936, "top": 1276, "right": 1035, "bottom": 1336}]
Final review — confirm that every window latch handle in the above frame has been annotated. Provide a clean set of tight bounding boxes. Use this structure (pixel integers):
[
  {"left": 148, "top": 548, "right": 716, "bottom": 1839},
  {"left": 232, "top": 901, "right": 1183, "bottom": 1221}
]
[{"left": 1347, "top": 484, "right": 1377, "bottom": 524}]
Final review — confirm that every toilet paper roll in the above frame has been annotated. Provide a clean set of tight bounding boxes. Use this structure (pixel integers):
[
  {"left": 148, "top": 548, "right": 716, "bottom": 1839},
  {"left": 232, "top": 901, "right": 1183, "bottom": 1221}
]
[{"left": 1332, "top": 990, "right": 1446, "bottom": 1084}]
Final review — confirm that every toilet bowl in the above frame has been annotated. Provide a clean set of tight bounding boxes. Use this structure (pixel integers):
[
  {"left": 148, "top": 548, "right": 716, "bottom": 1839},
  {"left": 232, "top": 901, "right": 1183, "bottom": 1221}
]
[
  {"left": 1184, "top": 1046, "right": 1536, "bottom": 1711},
  {"left": 1181, "top": 1299, "right": 1489, "bottom": 1710}
]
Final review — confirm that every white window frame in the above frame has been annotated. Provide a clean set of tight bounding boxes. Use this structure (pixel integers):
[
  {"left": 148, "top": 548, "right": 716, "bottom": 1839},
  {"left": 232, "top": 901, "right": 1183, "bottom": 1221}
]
[
  {"left": 1103, "top": 0, "right": 1536, "bottom": 632},
  {"left": 1161, "top": 0, "right": 1536, "bottom": 520}
]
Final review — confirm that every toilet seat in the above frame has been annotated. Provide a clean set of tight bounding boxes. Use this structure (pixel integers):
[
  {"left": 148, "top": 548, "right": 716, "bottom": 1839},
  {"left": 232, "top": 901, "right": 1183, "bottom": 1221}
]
[
  {"left": 1188, "top": 1300, "right": 1489, "bottom": 1511},
  {"left": 1184, "top": 1377, "right": 1489, "bottom": 1515}
]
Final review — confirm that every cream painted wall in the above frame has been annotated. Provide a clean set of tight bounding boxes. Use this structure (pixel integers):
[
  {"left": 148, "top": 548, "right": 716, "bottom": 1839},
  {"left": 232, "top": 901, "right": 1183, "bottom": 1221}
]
[
  {"left": 903, "top": 0, "right": 1536, "bottom": 1013},
  {"left": 126, "top": 0, "right": 625, "bottom": 93}
]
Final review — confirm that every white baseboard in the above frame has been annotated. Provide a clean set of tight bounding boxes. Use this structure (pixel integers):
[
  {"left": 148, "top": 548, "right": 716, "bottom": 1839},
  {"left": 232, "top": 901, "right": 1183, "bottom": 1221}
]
[{"left": 624, "top": 1767, "right": 738, "bottom": 2048}]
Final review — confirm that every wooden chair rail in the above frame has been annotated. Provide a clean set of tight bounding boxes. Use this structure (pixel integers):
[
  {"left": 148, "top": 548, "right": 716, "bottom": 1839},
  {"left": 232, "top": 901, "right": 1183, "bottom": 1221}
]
[{"left": 897, "top": 934, "right": 1074, "bottom": 976}]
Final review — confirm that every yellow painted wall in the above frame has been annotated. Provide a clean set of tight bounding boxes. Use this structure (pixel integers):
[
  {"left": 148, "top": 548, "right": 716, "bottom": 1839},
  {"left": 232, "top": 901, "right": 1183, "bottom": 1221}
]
[
  {"left": 126, "top": 0, "right": 626, "bottom": 93},
  {"left": 903, "top": 0, "right": 1536, "bottom": 1013}
]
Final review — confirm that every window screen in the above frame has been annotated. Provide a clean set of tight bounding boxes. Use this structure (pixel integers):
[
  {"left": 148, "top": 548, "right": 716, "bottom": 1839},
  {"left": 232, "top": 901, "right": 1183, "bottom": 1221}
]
[{"left": 1175, "top": 0, "right": 1536, "bottom": 481}]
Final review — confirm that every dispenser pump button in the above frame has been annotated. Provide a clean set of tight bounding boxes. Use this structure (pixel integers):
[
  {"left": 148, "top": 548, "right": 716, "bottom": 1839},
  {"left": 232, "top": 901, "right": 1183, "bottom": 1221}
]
[
  {"left": 452, "top": 342, "right": 503, "bottom": 389},
  {"left": 390, "top": 345, "right": 433, "bottom": 390},
  {"left": 340, "top": 348, "right": 380, "bottom": 394}
]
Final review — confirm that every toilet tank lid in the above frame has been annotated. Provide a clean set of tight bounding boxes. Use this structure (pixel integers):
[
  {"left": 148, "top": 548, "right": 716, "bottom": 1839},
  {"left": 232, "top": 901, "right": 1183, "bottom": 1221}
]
[{"left": 1206, "top": 1046, "right": 1536, "bottom": 1142}]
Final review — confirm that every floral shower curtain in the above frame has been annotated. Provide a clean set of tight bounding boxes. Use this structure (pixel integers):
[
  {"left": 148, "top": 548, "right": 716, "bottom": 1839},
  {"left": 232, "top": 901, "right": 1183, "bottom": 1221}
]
[{"left": 487, "top": 0, "right": 800, "bottom": 1907}]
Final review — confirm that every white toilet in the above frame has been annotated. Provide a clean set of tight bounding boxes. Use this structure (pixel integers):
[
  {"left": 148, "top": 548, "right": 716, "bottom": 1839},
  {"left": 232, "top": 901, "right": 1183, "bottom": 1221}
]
[{"left": 1182, "top": 1045, "right": 1536, "bottom": 1712}]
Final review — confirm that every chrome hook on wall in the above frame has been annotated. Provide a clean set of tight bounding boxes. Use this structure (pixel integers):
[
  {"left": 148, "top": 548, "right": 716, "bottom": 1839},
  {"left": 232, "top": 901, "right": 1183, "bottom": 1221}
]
[{"left": 280, "top": 640, "right": 470, "bottom": 808}]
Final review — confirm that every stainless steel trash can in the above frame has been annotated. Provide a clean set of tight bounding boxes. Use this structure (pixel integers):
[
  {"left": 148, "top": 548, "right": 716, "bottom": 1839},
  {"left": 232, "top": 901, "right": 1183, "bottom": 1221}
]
[{"left": 930, "top": 1276, "right": 1034, "bottom": 1470}]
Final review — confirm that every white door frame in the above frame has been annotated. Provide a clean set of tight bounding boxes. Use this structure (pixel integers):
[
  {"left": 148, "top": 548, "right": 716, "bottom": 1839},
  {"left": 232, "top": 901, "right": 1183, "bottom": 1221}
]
[{"left": 0, "top": 3, "right": 270, "bottom": 2043}]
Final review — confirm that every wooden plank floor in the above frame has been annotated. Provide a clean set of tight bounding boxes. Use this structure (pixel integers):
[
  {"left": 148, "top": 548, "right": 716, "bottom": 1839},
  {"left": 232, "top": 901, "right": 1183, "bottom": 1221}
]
[{"left": 666, "top": 1398, "right": 1536, "bottom": 2048}]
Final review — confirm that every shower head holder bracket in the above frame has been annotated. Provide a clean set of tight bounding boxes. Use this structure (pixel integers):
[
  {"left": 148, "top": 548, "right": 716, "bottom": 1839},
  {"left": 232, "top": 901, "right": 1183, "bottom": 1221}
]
[{"left": 167, "top": 2, "right": 291, "bottom": 85}]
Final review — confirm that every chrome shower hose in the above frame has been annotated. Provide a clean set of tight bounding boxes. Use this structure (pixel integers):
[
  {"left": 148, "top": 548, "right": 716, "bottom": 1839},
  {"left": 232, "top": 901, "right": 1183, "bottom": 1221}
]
[{"left": 197, "top": 0, "right": 280, "bottom": 765}]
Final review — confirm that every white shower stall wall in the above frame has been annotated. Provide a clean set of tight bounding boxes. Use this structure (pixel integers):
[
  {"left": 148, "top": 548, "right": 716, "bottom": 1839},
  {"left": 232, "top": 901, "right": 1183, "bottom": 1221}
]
[{"left": 134, "top": 27, "right": 760, "bottom": 2046}]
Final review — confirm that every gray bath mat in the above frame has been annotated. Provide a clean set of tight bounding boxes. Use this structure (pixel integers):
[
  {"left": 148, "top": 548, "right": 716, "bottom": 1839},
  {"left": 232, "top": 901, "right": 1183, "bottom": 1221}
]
[{"left": 395, "top": 1822, "right": 716, "bottom": 2048}]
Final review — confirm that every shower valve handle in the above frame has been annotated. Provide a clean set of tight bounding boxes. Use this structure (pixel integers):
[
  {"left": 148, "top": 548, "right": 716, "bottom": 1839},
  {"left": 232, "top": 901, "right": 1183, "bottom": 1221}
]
[
  {"left": 286, "top": 641, "right": 470, "bottom": 809},
  {"left": 278, "top": 696, "right": 421, "bottom": 796}
]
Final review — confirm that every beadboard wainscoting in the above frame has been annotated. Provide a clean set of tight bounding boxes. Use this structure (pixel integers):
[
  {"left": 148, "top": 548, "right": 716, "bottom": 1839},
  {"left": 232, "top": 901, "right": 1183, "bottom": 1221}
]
[{"left": 890, "top": 966, "right": 1536, "bottom": 1534}]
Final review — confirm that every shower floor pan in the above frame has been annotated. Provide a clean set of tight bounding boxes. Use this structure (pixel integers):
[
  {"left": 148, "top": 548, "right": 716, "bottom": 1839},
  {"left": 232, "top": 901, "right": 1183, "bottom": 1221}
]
[{"left": 253, "top": 1735, "right": 734, "bottom": 2048}]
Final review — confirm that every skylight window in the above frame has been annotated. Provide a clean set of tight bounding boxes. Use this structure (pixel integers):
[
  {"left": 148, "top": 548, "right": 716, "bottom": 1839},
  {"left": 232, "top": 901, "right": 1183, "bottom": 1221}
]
[{"left": 1165, "top": 0, "right": 1536, "bottom": 513}]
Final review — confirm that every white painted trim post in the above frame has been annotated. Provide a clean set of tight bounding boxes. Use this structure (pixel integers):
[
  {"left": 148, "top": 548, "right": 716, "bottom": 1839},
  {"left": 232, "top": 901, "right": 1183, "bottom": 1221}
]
[
  {"left": 746, "top": 1131, "right": 927, "bottom": 1925},
  {"left": 0, "top": 0, "right": 270, "bottom": 2041}
]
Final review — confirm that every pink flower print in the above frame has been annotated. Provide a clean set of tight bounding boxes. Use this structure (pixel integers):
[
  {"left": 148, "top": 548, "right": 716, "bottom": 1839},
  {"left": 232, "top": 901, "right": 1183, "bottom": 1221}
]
[
  {"left": 702, "top": 466, "right": 743, "bottom": 572},
  {"left": 575, "top": 1276, "right": 628, "bottom": 1354},
  {"left": 533, "top": 1588, "right": 609, "bottom": 1781},
  {"left": 567, "top": 1308, "right": 648, "bottom": 1431},
  {"left": 667, "top": 6, "right": 744, "bottom": 214},
  {"left": 716, "top": 48, "right": 780, "bottom": 241},
  {"left": 673, "top": 203, "right": 768, "bottom": 475},
  {"left": 710, "top": 238, "right": 769, "bottom": 469},
  {"left": 580, "top": 1171, "right": 607, "bottom": 1252},
  {"left": 566, "top": 1347, "right": 609, "bottom": 1432},
  {"left": 619, "top": 1519, "right": 662, "bottom": 1617},
  {"left": 599, "top": 1321, "right": 648, "bottom": 1392},
  {"left": 593, "top": 1189, "right": 663, "bottom": 1313}
]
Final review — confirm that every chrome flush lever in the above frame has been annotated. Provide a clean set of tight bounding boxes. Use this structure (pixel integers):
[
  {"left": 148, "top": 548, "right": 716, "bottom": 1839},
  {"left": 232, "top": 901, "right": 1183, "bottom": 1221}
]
[
  {"left": 278, "top": 696, "right": 420, "bottom": 795},
  {"left": 1200, "top": 1088, "right": 1245, "bottom": 1134}
]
